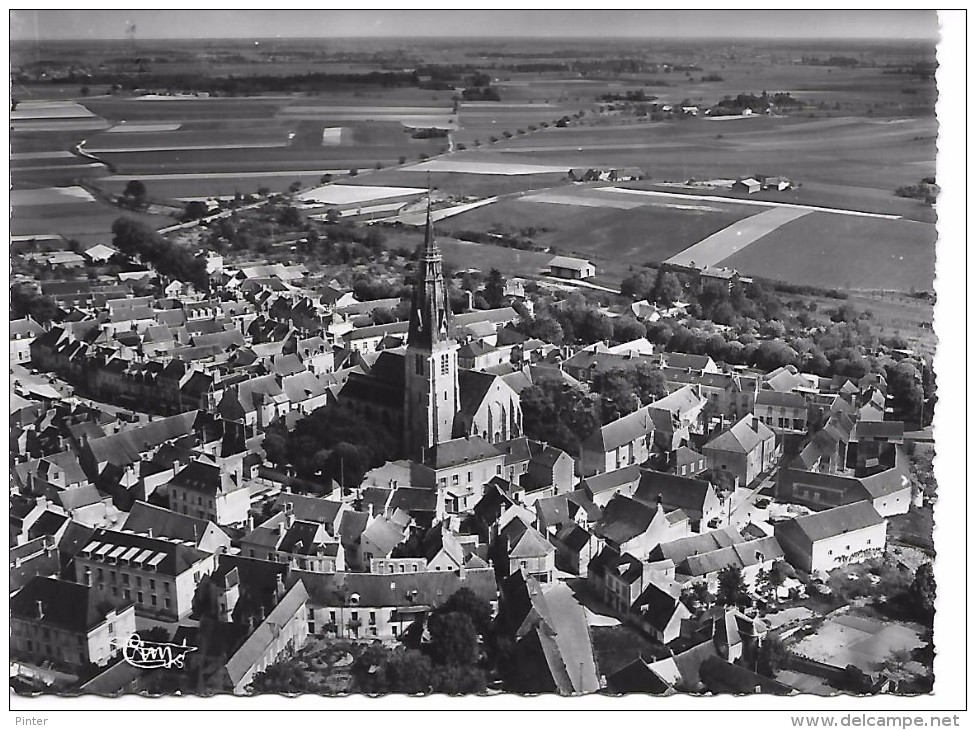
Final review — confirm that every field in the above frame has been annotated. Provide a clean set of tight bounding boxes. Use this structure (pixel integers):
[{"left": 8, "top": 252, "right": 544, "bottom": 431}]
[
  {"left": 719, "top": 213, "right": 936, "bottom": 291},
  {"left": 9, "top": 36, "right": 938, "bottom": 290},
  {"left": 441, "top": 194, "right": 748, "bottom": 264}
]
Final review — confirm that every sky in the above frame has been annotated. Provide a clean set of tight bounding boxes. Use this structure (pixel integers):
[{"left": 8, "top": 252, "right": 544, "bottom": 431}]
[{"left": 10, "top": 9, "right": 940, "bottom": 42}]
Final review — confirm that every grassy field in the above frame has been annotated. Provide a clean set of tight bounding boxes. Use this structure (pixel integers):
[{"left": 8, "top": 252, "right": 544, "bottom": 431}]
[
  {"left": 719, "top": 212, "right": 936, "bottom": 292},
  {"left": 492, "top": 115, "right": 936, "bottom": 200},
  {"left": 442, "top": 196, "right": 748, "bottom": 264}
]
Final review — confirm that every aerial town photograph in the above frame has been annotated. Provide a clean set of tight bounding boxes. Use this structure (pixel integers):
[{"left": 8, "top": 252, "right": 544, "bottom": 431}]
[{"left": 7, "top": 7, "right": 962, "bottom": 719}]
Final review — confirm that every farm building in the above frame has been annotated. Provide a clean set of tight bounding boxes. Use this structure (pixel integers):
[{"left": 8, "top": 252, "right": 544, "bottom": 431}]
[
  {"left": 731, "top": 178, "right": 762, "bottom": 194},
  {"left": 760, "top": 176, "right": 794, "bottom": 191},
  {"left": 568, "top": 167, "right": 645, "bottom": 182},
  {"left": 548, "top": 256, "right": 596, "bottom": 280}
]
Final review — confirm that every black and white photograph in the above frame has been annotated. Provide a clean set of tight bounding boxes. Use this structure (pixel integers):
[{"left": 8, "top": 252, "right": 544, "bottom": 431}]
[{"left": 7, "top": 7, "right": 966, "bottom": 718}]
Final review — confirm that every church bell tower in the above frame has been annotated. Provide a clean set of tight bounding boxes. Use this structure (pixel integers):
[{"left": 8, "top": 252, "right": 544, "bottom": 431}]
[{"left": 403, "top": 198, "right": 460, "bottom": 462}]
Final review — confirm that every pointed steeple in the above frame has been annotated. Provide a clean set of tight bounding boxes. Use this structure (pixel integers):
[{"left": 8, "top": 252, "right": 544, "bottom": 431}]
[
  {"left": 423, "top": 192, "right": 438, "bottom": 257},
  {"left": 408, "top": 187, "right": 451, "bottom": 350}
]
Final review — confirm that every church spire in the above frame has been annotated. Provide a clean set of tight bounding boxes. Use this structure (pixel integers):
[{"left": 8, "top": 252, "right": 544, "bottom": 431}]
[{"left": 407, "top": 188, "right": 451, "bottom": 350}]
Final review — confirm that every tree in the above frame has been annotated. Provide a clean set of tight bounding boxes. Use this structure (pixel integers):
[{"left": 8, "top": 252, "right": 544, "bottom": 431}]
[
  {"left": 278, "top": 206, "right": 303, "bottom": 228},
  {"left": 621, "top": 270, "right": 654, "bottom": 300},
  {"left": 10, "top": 283, "right": 59, "bottom": 324},
  {"left": 836, "top": 664, "right": 875, "bottom": 694},
  {"left": 652, "top": 270, "right": 683, "bottom": 306},
  {"left": 681, "top": 582, "right": 714, "bottom": 613},
  {"left": 483, "top": 268, "right": 506, "bottom": 309},
  {"left": 352, "top": 646, "right": 434, "bottom": 695},
  {"left": 435, "top": 588, "right": 493, "bottom": 637},
  {"left": 288, "top": 181, "right": 302, "bottom": 193},
  {"left": 611, "top": 316, "right": 647, "bottom": 344},
  {"left": 123, "top": 179, "right": 147, "bottom": 208},
  {"left": 909, "top": 562, "right": 936, "bottom": 621},
  {"left": 756, "top": 636, "right": 789, "bottom": 677},
  {"left": 717, "top": 565, "right": 749, "bottom": 607},
  {"left": 325, "top": 209, "right": 340, "bottom": 224},
  {"left": 182, "top": 200, "right": 210, "bottom": 221},
  {"left": 247, "top": 657, "right": 311, "bottom": 694},
  {"left": 426, "top": 612, "right": 480, "bottom": 666}
]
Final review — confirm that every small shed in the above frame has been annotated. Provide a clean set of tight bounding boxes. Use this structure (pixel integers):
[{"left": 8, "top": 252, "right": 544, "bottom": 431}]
[
  {"left": 731, "top": 178, "right": 761, "bottom": 194},
  {"left": 548, "top": 256, "right": 596, "bottom": 280}
]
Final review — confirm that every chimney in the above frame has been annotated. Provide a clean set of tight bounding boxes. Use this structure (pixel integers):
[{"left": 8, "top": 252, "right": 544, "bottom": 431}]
[
  {"left": 36, "top": 600, "right": 45, "bottom": 620},
  {"left": 84, "top": 569, "right": 93, "bottom": 587},
  {"left": 278, "top": 520, "right": 286, "bottom": 539},
  {"left": 366, "top": 503, "right": 374, "bottom": 519},
  {"left": 147, "top": 527, "right": 153, "bottom": 538},
  {"left": 247, "top": 515, "right": 255, "bottom": 531},
  {"left": 285, "top": 511, "right": 294, "bottom": 529},
  {"left": 275, "top": 573, "right": 285, "bottom": 601}
]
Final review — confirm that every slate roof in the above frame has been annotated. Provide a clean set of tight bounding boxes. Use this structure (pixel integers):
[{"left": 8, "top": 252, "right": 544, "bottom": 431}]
[
  {"left": 510, "top": 526, "right": 556, "bottom": 559},
  {"left": 699, "top": 655, "right": 793, "bottom": 695},
  {"left": 755, "top": 389, "right": 807, "bottom": 408},
  {"left": 776, "top": 501, "right": 885, "bottom": 544},
  {"left": 634, "top": 470, "right": 714, "bottom": 517},
  {"left": 649, "top": 526, "right": 745, "bottom": 564},
  {"left": 290, "top": 566, "right": 498, "bottom": 608},
  {"left": 122, "top": 501, "right": 216, "bottom": 544},
  {"left": 429, "top": 436, "right": 502, "bottom": 469},
  {"left": 78, "top": 528, "right": 212, "bottom": 577},
  {"left": 679, "top": 536, "right": 784, "bottom": 578},
  {"left": 85, "top": 411, "right": 198, "bottom": 468},
  {"left": 583, "top": 464, "right": 642, "bottom": 496},
  {"left": 12, "top": 576, "right": 128, "bottom": 633},
  {"left": 592, "top": 494, "right": 662, "bottom": 545},
  {"left": 225, "top": 581, "right": 309, "bottom": 688},
  {"left": 704, "top": 415, "right": 775, "bottom": 454},
  {"left": 584, "top": 407, "right": 655, "bottom": 453},
  {"left": 604, "top": 658, "right": 675, "bottom": 695}
]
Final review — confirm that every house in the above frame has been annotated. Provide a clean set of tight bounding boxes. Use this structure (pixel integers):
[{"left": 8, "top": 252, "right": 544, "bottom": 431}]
[
  {"left": 631, "top": 580, "right": 692, "bottom": 644},
  {"left": 296, "top": 566, "right": 498, "bottom": 641},
  {"left": 773, "top": 501, "right": 887, "bottom": 574},
  {"left": 167, "top": 458, "right": 251, "bottom": 527},
  {"left": 580, "top": 464, "right": 642, "bottom": 508},
  {"left": 82, "top": 243, "right": 119, "bottom": 264},
  {"left": 240, "top": 510, "right": 345, "bottom": 573},
  {"left": 759, "top": 176, "right": 793, "bottom": 192},
  {"left": 776, "top": 456, "right": 912, "bottom": 517},
  {"left": 731, "top": 178, "right": 761, "bottom": 194},
  {"left": 648, "top": 385, "right": 707, "bottom": 452},
  {"left": 579, "top": 406, "right": 656, "bottom": 477},
  {"left": 10, "top": 317, "right": 45, "bottom": 365},
  {"left": 699, "top": 655, "right": 793, "bottom": 695},
  {"left": 670, "top": 446, "right": 708, "bottom": 477},
  {"left": 11, "top": 576, "right": 137, "bottom": 668},
  {"left": 675, "top": 536, "right": 785, "bottom": 591},
  {"left": 635, "top": 470, "right": 723, "bottom": 533},
  {"left": 522, "top": 442, "right": 576, "bottom": 499},
  {"left": 548, "top": 255, "right": 596, "bottom": 280},
  {"left": 507, "top": 526, "right": 557, "bottom": 584},
  {"left": 754, "top": 390, "right": 808, "bottom": 433},
  {"left": 497, "top": 571, "right": 599, "bottom": 695},
  {"left": 587, "top": 548, "right": 667, "bottom": 614},
  {"left": 591, "top": 494, "right": 681, "bottom": 557},
  {"left": 122, "top": 501, "right": 231, "bottom": 553},
  {"left": 218, "top": 580, "right": 310, "bottom": 695},
  {"left": 550, "top": 523, "right": 599, "bottom": 576},
  {"left": 702, "top": 415, "right": 778, "bottom": 487},
  {"left": 74, "top": 528, "right": 217, "bottom": 621},
  {"left": 605, "top": 657, "right": 676, "bottom": 694}
]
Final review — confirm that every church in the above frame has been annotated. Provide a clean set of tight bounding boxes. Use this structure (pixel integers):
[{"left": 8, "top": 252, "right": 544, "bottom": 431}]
[{"left": 338, "top": 200, "right": 523, "bottom": 465}]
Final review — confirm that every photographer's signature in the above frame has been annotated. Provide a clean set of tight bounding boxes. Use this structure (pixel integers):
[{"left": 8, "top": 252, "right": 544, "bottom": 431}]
[{"left": 122, "top": 634, "right": 198, "bottom": 670}]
